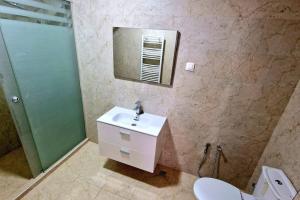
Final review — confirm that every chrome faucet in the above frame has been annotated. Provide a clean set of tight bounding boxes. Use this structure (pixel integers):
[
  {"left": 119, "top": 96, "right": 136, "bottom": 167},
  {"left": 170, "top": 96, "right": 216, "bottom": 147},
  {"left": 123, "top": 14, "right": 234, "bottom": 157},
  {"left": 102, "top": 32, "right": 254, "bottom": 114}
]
[{"left": 133, "top": 100, "right": 144, "bottom": 121}]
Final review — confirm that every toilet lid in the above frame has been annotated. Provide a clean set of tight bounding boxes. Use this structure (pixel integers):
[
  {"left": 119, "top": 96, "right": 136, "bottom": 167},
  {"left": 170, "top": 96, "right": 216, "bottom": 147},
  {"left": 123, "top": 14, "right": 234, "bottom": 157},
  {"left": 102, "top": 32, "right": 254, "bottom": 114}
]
[{"left": 193, "top": 178, "right": 242, "bottom": 200}]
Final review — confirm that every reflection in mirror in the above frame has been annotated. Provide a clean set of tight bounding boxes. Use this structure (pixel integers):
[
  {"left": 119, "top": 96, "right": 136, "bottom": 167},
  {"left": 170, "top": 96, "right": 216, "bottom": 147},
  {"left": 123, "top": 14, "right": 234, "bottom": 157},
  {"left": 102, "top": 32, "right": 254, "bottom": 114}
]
[{"left": 113, "top": 27, "right": 179, "bottom": 86}]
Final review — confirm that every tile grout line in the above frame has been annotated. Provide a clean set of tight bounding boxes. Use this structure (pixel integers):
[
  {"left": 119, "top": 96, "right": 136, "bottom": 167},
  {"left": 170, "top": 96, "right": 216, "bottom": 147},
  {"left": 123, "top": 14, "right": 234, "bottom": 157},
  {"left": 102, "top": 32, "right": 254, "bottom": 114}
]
[{"left": 11, "top": 138, "right": 89, "bottom": 200}]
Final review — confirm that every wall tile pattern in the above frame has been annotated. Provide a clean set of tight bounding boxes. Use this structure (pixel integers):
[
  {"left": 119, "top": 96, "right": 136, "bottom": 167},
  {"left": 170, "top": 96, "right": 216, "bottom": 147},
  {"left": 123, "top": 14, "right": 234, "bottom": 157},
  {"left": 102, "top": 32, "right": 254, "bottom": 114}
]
[
  {"left": 247, "top": 81, "right": 300, "bottom": 192},
  {"left": 71, "top": 0, "right": 300, "bottom": 188}
]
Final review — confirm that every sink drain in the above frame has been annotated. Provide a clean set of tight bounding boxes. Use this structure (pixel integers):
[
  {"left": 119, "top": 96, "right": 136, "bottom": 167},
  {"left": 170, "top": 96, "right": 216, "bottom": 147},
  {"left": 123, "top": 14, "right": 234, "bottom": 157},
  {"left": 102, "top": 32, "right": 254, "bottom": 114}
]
[{"left": 131, "top": 123, "right": 137, "bottom": 126}]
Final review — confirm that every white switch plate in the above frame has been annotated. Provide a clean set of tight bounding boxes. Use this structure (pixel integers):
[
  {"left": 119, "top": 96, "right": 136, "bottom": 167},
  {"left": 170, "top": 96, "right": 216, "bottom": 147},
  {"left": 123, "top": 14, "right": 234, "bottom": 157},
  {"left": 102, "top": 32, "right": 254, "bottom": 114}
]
[{"left": 185, "top": 62, "right": 195, "bottom": 72}]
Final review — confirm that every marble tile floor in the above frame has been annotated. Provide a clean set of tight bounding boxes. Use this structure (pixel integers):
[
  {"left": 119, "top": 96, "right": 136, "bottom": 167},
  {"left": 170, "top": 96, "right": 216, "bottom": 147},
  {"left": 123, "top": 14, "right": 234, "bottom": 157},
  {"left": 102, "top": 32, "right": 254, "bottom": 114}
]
[
  {"left": 21, "top": 141, "right": 197, "bottom": 200},
  {"left": 0, "top": 147, "right": 32, "bottom": 200}
]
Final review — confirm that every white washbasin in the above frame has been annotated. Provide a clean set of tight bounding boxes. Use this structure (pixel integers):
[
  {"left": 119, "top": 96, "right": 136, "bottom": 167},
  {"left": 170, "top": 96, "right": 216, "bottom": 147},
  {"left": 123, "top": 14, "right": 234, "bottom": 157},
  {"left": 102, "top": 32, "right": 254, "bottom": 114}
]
[
  {"left": 112, "top": 113, "right": 150, "bottom": 129},
  {"left": 97, "top": 106, "right": 166, "bottom": 136}
]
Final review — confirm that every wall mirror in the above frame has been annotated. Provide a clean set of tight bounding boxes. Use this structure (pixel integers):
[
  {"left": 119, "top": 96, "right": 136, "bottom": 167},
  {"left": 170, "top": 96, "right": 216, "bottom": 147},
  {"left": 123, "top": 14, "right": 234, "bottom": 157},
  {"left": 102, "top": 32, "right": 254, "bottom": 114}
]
[{"left": 113, "top": 27, "right": 179, "bottom": 86}]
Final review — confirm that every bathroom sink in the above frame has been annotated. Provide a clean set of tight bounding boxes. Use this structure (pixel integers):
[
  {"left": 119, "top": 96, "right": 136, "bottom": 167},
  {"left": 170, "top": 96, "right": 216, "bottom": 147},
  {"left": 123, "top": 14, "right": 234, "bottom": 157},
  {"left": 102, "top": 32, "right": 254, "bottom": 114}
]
[
  {"left": 97, "top": 106, "right": 166, "bottom": 136},
  {"left": 112, "top": 113, "right": 150, "bottom": 129},
  {"left": 97, "top": 106, "right": 168, "bottom": 172}
]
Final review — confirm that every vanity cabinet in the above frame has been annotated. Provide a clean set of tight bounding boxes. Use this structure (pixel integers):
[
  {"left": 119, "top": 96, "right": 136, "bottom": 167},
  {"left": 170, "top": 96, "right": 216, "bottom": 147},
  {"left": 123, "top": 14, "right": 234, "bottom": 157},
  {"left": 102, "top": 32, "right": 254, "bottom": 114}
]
[{"left": 97, "top": 122, "right": 166, "bottom": 172}]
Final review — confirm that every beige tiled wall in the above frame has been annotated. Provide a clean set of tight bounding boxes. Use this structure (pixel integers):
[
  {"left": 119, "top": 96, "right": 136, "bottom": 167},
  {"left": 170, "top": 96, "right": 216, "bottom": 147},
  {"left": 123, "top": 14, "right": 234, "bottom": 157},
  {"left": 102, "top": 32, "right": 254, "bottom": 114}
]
[
  {"left": 71, "top": 0, "right": 300, "bottom": 188},
  {"left": 247, "top": 81, "right": 300, "bottom": 192}
]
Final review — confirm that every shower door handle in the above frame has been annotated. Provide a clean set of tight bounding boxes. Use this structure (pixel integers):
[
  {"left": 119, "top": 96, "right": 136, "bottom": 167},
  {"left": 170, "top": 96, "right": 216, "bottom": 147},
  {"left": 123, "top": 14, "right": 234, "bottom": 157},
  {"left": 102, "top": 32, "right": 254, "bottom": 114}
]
[{"left": 11, "top": 96, "right": 20, "bottom": 103}]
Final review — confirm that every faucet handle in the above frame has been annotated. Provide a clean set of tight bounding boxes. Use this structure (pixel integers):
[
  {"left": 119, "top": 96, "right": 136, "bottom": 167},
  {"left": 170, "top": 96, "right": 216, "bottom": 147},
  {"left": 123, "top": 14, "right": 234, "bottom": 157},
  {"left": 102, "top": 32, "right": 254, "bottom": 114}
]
[{"left": 133, "top": 100, "right": 143, "bottom": 115}]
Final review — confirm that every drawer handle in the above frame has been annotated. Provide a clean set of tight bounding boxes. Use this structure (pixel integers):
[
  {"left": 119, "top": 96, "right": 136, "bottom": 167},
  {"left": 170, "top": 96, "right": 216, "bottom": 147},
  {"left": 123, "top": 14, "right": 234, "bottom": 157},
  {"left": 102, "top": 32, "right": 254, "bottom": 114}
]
[
  {"left": 120, "top": 131, "right": 130, "bottom": 136},
  {"left": 120, "top": 147, "right": 130, "bottom": 155}
]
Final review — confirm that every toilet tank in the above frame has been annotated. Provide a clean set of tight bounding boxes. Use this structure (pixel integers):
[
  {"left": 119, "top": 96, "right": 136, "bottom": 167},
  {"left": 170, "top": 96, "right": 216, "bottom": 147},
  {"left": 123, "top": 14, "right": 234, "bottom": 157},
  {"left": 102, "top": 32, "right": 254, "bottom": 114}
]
[{"left": 253, "top": 166, "right": 297, "bottom": 200}]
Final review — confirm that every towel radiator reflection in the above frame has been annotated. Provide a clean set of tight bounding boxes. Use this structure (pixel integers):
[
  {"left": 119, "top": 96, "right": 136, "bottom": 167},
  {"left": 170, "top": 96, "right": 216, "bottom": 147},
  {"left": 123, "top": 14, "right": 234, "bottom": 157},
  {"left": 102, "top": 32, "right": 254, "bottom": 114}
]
[{"left": 140, "top": 35, "right": 165, "bottom": 83}]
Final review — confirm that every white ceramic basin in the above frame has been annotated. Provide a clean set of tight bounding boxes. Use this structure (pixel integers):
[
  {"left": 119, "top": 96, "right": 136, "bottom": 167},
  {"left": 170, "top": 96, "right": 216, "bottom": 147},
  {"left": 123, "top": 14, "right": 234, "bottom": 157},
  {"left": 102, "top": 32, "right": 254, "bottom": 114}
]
[{"left": 97, "top": 106, "right": 166, "bottom": 136}]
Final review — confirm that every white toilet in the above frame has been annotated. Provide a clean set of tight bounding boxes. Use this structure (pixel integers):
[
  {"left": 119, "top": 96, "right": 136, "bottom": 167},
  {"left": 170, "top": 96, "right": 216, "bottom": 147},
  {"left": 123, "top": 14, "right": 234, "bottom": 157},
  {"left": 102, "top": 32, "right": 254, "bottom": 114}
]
[{"left": 193, "top": 166, "right": 297, "bottom": 200}]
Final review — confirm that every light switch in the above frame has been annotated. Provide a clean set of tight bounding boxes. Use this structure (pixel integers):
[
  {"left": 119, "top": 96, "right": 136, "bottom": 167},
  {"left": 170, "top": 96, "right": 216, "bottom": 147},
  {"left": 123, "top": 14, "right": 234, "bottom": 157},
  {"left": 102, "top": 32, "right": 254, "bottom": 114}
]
[{"left": 185, "top": 62, "right": 195, "bottom": 72}]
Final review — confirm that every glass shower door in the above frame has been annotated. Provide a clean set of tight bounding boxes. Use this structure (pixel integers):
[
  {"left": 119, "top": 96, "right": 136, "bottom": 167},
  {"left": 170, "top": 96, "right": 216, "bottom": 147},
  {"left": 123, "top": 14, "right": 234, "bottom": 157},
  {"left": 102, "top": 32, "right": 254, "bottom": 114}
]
[
  {"left": 0, "top": 28, "right": 42, "bottom": 176},
  {"left": 0, "top": 19, "right": 86, "bottom": 170}
]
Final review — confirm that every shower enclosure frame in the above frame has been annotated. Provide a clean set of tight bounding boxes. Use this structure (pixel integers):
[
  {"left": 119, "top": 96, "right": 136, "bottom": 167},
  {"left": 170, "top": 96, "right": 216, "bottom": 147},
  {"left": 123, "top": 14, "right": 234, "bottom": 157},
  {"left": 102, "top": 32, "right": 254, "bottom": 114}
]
[{"left": 0, "top": 0, "right": 86, "bottom": 177}]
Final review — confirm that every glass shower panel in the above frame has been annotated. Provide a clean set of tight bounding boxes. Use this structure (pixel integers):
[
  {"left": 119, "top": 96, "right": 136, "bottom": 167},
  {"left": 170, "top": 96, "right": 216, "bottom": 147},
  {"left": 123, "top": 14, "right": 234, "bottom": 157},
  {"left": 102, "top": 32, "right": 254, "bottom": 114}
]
[
  {"left": 0, "top": 19, "right": 85, "bottom": 170},
  {"left": 0, "top": 28, "right": 42, "bottom": 176}
]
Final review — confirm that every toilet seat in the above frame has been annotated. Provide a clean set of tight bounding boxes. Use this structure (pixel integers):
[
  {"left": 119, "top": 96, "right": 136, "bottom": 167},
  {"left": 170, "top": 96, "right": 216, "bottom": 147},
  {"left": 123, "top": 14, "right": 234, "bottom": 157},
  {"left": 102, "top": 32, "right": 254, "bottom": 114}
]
[{"left": 193, "top": 178, "right": 242, "bottom": 200}]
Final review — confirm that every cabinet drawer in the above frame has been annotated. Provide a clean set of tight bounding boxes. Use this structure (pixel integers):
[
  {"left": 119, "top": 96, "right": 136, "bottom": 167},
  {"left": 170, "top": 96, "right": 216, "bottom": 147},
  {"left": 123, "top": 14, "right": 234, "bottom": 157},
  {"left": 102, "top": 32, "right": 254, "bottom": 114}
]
[
  {"left": 97, "top": 122, "right": 157, "bottom": 154},
  {"left": 99, "top": 141, "right": 155, "bottom": 172}
]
